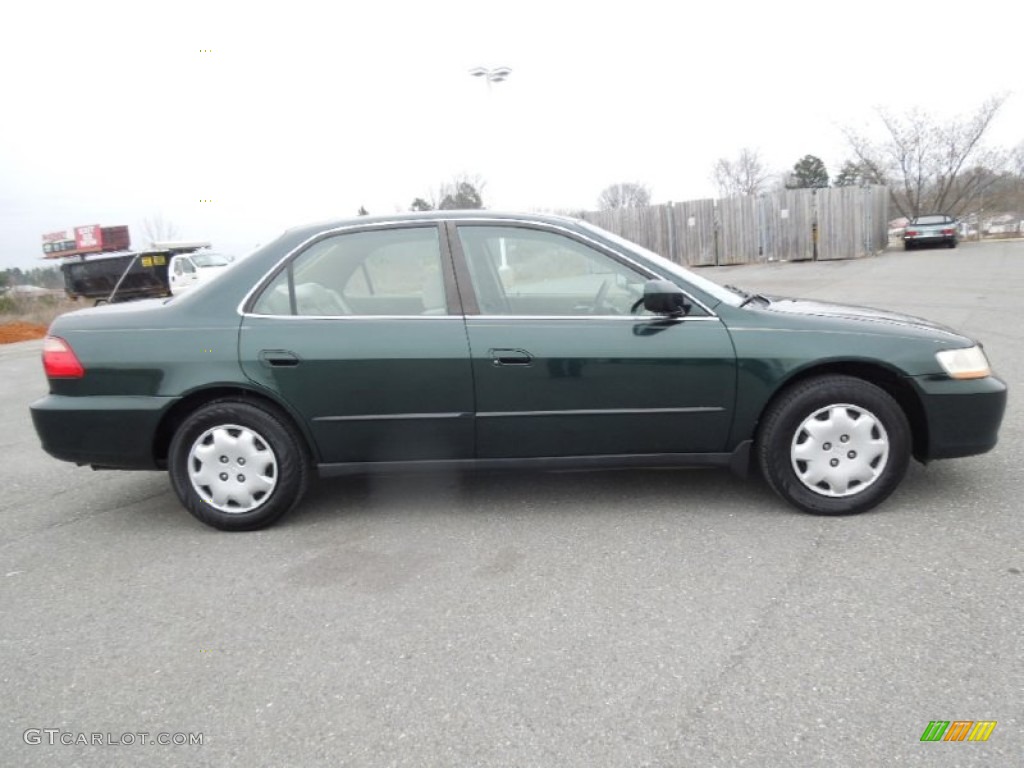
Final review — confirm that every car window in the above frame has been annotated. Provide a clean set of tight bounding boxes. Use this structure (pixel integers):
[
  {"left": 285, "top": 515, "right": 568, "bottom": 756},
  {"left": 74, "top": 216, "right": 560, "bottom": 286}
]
[
  {"left": 913, "top": 215, "right": 948, "bottom": 225},
  {"left": 192, "top": 253, "right": 230, "bottom": 268},
  {"left": 456, "top": 225, "right": 649, "bottom": 316},
  {"left": 577, "top": 221, "right": 734, "bottom": 309},
  {"left": 251, "top": 226, "right": 447, "bottom": 316}
]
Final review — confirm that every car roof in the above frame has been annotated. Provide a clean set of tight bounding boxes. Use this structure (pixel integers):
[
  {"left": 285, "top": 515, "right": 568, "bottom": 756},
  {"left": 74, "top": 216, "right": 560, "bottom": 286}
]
[{"left": 283, "top": 210, "right": 584, "bottom": 239}]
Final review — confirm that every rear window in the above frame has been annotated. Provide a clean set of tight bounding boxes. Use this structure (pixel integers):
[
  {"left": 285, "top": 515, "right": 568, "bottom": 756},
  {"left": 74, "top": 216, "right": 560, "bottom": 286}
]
[
  {"left": 913, "top": 215, "right": 949, "bottom": 225},
  {"left": 250, "top": 226, "right": 445, "bottom": 316}
]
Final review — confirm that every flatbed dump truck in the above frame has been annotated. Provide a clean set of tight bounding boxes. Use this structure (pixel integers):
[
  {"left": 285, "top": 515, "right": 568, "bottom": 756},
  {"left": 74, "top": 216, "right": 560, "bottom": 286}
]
[{"left": 42, "top": 225, "right": 216, "bottom": 304}]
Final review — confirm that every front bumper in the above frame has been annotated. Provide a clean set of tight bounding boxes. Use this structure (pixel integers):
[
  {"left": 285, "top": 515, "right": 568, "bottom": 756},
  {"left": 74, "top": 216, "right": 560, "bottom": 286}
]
[
  {"left": 30, "top": 394, "right": 172, "bottom": 469},
  {"left": 912, "top": 375, "right": 1007, "bottom": 460}
]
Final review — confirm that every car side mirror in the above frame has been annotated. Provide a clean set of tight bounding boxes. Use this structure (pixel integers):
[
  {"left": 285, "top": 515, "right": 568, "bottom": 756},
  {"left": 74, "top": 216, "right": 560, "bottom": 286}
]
[{"left": 642, "top": 279, "right": 689, "bottom": 317}]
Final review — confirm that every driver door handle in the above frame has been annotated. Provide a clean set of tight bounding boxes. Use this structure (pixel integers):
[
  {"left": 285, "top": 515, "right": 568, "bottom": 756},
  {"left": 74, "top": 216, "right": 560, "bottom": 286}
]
[{"left": 490, "top": 348, "right": 533, "bottom": 366}]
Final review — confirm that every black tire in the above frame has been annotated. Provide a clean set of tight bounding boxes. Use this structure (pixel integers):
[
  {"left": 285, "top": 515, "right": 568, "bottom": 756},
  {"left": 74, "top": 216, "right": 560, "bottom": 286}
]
[
  {"left": 903, "top": 241, "right": 913, "bottom": 251},
  {"left": 168, "top": 399, "right": 309, "bottom": 531},
  {"left": 756, "top": 375, "right": 911, "bottom": 516},
  {"left": 948, "top": 239, "right": 958, "bottom": 249}
]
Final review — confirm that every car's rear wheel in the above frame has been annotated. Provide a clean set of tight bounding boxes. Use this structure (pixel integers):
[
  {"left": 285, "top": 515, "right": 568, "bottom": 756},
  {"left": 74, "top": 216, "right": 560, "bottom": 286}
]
[
  {"left": 168, "top": 399, "right": 309, "bottom": 530},
  {"left": 904, "top": 241, "right": 913, "bottom": 251},
  {"left": 757, "top": 375, "right": 911, "bottom": 516},
  {"left": 948, "top": 239, "right": 957, "bottom": 248}
]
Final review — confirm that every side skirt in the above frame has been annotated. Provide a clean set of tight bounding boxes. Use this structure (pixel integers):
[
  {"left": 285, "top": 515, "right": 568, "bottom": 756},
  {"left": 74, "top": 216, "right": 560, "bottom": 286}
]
[{"left": 318, "top": 441, "right": 755, "bottom": 479}]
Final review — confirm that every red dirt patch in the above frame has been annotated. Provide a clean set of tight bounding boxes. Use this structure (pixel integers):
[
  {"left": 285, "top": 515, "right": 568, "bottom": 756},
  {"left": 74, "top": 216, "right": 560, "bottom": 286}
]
[{"left": 0, "top": 322, "right": 48, "bottom": 344}]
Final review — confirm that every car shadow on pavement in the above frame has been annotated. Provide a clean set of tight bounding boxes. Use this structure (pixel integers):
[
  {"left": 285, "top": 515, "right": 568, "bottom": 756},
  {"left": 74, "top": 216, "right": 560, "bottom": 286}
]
[
  {"left": 288, "top": 467, "right": 782, "bottom": 529},
  {"left": 105, "top": 459, "right": 989, "bottom": 532}
]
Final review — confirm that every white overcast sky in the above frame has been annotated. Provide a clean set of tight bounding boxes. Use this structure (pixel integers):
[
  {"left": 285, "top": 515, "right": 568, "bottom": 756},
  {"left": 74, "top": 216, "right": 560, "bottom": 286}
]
[{"left": 2, "top": 0, "right": 1021, "bottom": 269}]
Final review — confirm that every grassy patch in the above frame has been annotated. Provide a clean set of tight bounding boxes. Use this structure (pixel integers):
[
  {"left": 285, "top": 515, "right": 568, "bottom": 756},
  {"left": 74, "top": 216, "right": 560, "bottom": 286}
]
[{"left": 0, "top": 294, "right": 82, "bottom": 342}]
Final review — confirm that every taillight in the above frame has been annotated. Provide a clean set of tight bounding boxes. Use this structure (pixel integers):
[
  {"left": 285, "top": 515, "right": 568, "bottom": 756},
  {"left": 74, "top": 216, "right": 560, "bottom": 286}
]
[
  {"left": 942, "top": 228, "right": 954, "bottom": 235},
  {"left": 42, "top": 336, "right": 85, "bottom": 378},
  {"left": 905, "top": 230, "right": 919, "bottom": 236}
]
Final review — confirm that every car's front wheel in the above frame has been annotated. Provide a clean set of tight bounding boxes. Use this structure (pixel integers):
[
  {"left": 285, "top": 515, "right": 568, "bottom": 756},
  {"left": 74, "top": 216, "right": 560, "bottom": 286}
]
[
  {"left": 168, "top": 399, "right": 309, "bottom": 530},
  {"left": 757, "top": 375, "right": 911, "bottom": 516}
]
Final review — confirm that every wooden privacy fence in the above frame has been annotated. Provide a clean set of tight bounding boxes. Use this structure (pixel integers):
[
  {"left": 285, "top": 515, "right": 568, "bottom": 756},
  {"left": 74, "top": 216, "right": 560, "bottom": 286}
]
[{"left": 581, "top": 185, "right": 889, "bottom": 266}]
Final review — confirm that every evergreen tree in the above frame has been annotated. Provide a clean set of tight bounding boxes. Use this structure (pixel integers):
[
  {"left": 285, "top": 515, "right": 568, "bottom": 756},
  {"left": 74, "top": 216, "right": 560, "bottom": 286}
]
[
  {"left": 832, "top": 161, "right": 863, "bottom": 187},
  {"left": 786, "top": 155, "right": 829, "bottom": 188}
]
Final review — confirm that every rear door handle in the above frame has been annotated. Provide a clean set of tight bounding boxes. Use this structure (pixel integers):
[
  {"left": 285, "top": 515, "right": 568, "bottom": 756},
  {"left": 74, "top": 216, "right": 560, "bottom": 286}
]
[
  {"left": 259, "top": 349, "right": 300, "bottom": 367},
  {"left": 490, "top": 348, "right": 533, "bottom": 366}
]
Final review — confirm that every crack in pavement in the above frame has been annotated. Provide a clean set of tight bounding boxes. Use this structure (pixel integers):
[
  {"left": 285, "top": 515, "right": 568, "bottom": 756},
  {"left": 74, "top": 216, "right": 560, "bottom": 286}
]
[
  {"left": 0, "top": 487, "right": 172, "bottom": 551},
  {"left": 657, "top": 521, "right": 831, "bottom": 761}
]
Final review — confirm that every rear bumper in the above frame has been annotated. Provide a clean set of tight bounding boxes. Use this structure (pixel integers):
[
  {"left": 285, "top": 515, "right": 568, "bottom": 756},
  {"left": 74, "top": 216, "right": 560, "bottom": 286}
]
[
  {"left": 912, "top": 375, "right": 1007, "bottom": 460},
  {"left": 30, "top": 394, "right": 172, "bottom": 469},
  {"left": 904, "top": 235, "right": 956, "bottom": 246}
]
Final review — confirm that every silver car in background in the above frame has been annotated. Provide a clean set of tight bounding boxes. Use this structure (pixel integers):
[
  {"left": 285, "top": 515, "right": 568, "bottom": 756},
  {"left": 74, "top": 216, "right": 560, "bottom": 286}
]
[{"left": 903, "top": 214, "right": 959, "bottom": 250}]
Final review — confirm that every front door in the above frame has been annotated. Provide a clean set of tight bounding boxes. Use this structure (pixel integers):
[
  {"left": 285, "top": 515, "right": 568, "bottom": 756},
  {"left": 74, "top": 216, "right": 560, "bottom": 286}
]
[
  {"left": 170, "top": 256, "right": 199, "bottom": 294},
  {"left": 450, "top": 223, "right": 736, "bottom": 459}
]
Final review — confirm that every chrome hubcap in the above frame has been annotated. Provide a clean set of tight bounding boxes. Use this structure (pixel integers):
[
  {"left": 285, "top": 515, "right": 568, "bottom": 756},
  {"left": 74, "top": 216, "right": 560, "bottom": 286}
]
[
  {"left": 791, "top": 404, "right": 889, "bottom": 498},
  {"left": 188, "top": 424, "right": 278, "bottom": 513}
]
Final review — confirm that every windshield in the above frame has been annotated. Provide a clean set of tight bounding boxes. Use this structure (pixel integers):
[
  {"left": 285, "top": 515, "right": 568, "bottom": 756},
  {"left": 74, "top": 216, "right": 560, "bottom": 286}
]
[
  {"left": 577, "top": 221, "right": 744, "bottom": 307},
  {"left": 192, "top": 253, "right": 230, "bottom": 268}
]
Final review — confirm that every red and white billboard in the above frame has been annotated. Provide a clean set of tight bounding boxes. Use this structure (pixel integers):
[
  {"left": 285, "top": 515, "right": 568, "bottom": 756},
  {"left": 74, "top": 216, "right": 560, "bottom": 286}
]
[
  {"left": 42, "top": 229, "right": 76, "bottom": 255},
  {"left": 74, "top": 225, "right": 102, "bottom": 252},
  {"left": 42, "top": 225, "right": 130, "bottom": 258}
]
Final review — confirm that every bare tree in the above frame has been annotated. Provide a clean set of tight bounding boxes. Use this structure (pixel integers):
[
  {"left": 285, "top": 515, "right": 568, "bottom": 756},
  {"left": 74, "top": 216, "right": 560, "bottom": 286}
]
[
  {"left": 1012, "top": 141, "right": 1024, "bottom": 179},
  {"left": 597, "top": 182, "right": 651, "bottom": 210},
  {"left": 713, "top": 148, "right": 770, "bottom": 197},
  {"left": 1010, "top": 142, "right": 1024, "bottom": 214},
  {"left": 963, "top": 164, "right": 1024, "bottom": 218},
  {"left": 841, "top": 96, "right": 1009, "bottom": 218},
  {"left": 140, "top": 214, "right": 180, "bottom": 246}
]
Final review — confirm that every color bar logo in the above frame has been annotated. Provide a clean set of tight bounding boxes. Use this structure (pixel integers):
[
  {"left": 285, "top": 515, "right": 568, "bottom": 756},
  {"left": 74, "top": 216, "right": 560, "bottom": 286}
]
[{"left": 920, "top": 721, "right": 997, "bottom": 742}]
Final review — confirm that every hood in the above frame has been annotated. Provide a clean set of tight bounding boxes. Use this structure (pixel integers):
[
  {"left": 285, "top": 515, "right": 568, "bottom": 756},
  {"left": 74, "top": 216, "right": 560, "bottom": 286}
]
[{"left": 762, "top": 297, "right": 965, "bottom": 338}]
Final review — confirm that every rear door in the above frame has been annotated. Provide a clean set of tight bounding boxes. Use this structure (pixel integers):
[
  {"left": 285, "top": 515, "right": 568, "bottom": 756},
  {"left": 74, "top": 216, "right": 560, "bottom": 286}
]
[{"left": 239, "top": 223, "right": 474, "bottom": 465}]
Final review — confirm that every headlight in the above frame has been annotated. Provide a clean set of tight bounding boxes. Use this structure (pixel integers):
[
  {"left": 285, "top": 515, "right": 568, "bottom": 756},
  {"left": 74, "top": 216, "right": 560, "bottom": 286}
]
[{"left": 936, "top": 346, "right": 991, "bottom": 380}]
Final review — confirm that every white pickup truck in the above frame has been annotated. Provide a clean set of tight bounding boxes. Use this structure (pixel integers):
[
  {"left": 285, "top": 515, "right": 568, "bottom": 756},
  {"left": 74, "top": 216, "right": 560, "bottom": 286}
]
[{"left": 169, "top": 251, "right": 234, "bottom": 295}]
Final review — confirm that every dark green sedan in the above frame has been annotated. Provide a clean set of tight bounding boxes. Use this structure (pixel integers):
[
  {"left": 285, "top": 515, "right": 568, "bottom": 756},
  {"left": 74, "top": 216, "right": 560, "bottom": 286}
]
[{"left": 30, "top": 212, "right": 1007, "bottom": 530}]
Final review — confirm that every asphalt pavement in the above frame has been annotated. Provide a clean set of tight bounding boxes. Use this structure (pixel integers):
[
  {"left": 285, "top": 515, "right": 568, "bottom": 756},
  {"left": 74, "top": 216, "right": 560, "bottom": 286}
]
[{"left": 1, "top": 239, "right": 1021, "bottom": 767}]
